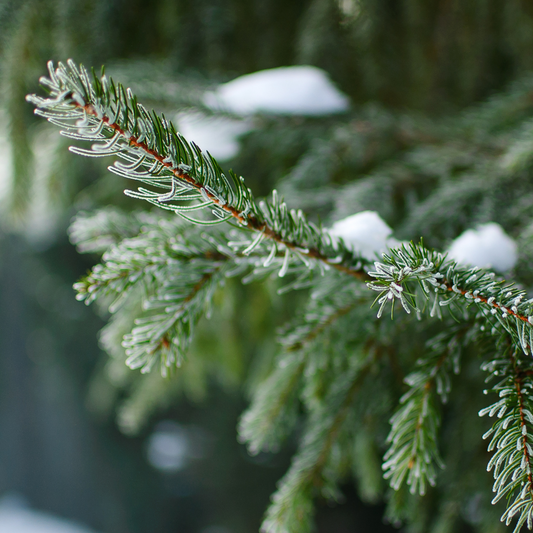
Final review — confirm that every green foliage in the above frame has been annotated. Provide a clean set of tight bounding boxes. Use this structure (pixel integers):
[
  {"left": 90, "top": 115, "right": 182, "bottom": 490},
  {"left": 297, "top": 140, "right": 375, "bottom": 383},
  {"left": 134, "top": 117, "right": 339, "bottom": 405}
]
[
  {"left": 27, "top": 59, "right": 533, "bottom": 533},
  {"left": 481, "top": 346, "right": 533, "bottom": 532},
  {"left": 368, "top": 243, "right": 533, "bottom": 357}
]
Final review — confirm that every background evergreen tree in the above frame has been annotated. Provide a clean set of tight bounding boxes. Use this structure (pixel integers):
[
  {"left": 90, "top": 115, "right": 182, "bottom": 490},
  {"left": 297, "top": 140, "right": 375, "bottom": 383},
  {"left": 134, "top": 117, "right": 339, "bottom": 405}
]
[{"left": 4, "top": 1, "right": 533, "bottom": 532}]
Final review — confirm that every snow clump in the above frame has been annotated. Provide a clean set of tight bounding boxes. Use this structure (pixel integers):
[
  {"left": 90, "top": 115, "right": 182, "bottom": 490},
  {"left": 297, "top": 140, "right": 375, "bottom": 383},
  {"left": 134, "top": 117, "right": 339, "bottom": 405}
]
[
  {"left": 447, "top": 223, "right": 517, "bottom": 271},
  {"left": 180, "top": 66, "right": 350, "bottom": 160},
  {"left": 176, "top": 111, "right": 252, "bottom": 161},
  {"left": 204, "top": 65, "right": 350, "bottom": 116},
  {"left": 328, "top": 211, "right": 399, "bottom": 260}
]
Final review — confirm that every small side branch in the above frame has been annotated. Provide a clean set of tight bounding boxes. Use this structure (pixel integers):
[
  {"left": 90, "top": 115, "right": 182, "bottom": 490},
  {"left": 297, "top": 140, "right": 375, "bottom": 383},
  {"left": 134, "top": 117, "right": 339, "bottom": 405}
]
[
  {"left": 481, "top": 345, "right": 533, "bottom": 531},
  {"left": 368, "top": 242, "right": 533, "bottom": 356},
  {"left": 511, "top": 351, "right": 533, "bottom": 499}
]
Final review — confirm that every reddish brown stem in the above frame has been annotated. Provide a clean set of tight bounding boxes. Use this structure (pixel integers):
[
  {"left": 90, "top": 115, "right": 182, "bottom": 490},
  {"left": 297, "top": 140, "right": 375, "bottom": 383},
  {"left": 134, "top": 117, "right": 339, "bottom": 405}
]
[
  {"left": 511, "top": 350, "right": 533, "bottom": 493},
  {"left": 442, "top": 282, "right": 530, "bottom": 324},
  {"left": 78, "top": 102, "right": 369, "bottom": 281}
]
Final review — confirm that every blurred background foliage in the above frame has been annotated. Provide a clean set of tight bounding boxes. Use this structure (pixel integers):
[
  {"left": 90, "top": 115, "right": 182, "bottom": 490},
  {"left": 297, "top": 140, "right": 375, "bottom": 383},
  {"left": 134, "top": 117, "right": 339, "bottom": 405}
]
[{"left": 3, "top": 1, "right": 533, "bottom": 532}]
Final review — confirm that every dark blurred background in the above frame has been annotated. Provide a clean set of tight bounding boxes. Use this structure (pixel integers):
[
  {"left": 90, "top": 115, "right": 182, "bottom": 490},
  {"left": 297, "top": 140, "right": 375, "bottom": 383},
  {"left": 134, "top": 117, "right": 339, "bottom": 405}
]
[{"left": 2, "top": 1, "right": 533, "bottom": 532}]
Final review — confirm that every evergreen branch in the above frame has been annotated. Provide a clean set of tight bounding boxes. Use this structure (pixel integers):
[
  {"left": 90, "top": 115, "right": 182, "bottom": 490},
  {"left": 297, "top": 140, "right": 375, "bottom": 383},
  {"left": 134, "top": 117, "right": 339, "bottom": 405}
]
[
  {"left": 382, "top": 326, "right": 468, "bottom": 496},
  {"left": 383, "top": 382, "right": 442, "bottom": 496},
  {"left": 238, "top": 353, "right": 305, "bottom": 455},
  {"left": 284, "top": 302, "right": 357, "bottom": 353},
  {"left": 27, "top": 60, "right": 370, "bottom": 281},
  {"left": 480, "top": 346, "right": 533, "bottom": 532},
  {"left": 368, "top": 242, "right": 533, "bottom": 355},
  {"left": 239, "top": 278, "right": 363, "bottom": 455},
  {"left": 261, "top": 359, "right": 372, "bottom": 533},
  {"left": 68, "top": 208, "right": 154, "bottom": 254},
  {"left": 383, "top": 348, "right": 448, "bottom": 496},
  {"left": 71, "top": 217, "right": 232, "bottom": 374},
  {"left": 279, "top": 276, "right": 364, "bottom": 352},
  {"left": 73, "top": 220, "right": 228, "bottom": 309},
  {"left": 122, "top": 264, "right": 223, "bottom": 375}
]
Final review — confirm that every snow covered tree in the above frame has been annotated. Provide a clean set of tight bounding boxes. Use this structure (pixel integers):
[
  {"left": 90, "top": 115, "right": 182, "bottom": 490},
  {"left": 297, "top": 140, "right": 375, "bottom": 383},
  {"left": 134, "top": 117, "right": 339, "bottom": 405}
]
[{"left": 25, "top": 54, "right": 533, "bottom": 533}]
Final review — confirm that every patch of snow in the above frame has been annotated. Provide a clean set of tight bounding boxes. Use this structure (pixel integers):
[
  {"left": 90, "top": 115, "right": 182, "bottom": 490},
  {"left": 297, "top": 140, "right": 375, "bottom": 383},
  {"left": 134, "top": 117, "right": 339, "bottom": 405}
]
[
  {"left": 447, "top": 223, "right": 517, "bottom": 271},
  {"left": 328, "top": 211, "right": 399, "bottom": 260},
  {"left": 176, "top": 111, "right": 252, "bottom": 160},
  {"left": 204, "top": 66, "right": 350, "bottom": 116},
  {"left": 0, "top": 493, "right": 98, "bottom": 533}
]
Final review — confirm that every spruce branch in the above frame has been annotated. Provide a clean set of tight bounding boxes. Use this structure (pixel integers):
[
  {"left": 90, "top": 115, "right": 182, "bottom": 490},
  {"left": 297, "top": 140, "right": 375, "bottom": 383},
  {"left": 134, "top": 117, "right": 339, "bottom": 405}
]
[
  {"left": 239, "top": 277, "right": 363, "bottom": 454},
  {"left": 27, "top": 60, "right": 370, "bottom": 281},
  {"left": 238, "top": 353, "right": 305, "bottom": 455},
  {"left": 122, "top": 264, "right": 224, "bottom": 375},
  {"left": 382, "top": 327, "right": 466, "bottom": 496},
  {"left": 261, "top": 359, "right": 373, "bottom": 533},
  {"left": 278, "top": 276, "right": 364, "bottom": 353},
  {"left": 73, "top": 220, "right": 228, "bottom": 308},
  {"left": 480, "top": 345, "right": 533, "bottom": 532},
  {"left": 69, "top": 208, "right": 154, "bottom": 254},
  {"left": 368, "top": 242, "right": 533, "bottom": 355},
  {"left": 72, "top": 218, "right": 232, "bottom": 374}
]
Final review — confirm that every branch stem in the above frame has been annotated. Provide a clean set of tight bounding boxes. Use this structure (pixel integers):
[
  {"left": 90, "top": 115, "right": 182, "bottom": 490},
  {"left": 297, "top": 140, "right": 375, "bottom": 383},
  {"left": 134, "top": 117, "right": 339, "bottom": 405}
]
[
  {"left": 79, "top": 102, "right": 369, "bottom": 281},
  {"left": 442, "top": 280, "right": 530, "bottom": 324},
  {"left": 511, "top": 349, "right": 533, "bottom": 494}
]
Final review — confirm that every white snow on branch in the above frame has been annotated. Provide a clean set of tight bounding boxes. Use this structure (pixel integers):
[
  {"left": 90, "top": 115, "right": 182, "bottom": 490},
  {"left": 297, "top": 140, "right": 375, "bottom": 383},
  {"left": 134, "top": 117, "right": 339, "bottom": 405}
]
[
  {"left": 176, "top": 67, "right": 350, "bottom": 160},
  {"left": 176, "top": 111, "right": 252, "bottom": 161},
  {"left": 327, "top": 211, "right": 399, "bottom": 260},
  {"left": 447, "top": 223, "right": 517, "bottom": 271},
  {"left": 204, "top": 66, "right": 350, "bottom": 116}
]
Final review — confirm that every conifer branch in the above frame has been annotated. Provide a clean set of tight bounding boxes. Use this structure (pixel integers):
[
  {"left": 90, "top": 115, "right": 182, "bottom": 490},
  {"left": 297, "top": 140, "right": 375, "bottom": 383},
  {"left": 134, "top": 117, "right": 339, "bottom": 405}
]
[
  {"left": 238, "top": 354, "right": 305, "bottom": 455},
  {"left": 480, "top": 345, "right": 533, "bottom": 532},
  {"left": 383, "top": 348, "right": 448, "bottom": 496},
  {"left": 285, "top": 302, "right": 357, "bottom": 352},
  {"left": 69, "top": 209, "right": 160, "bottom": 254},
  {"left": 239, "top": 278, "right": 365, "bottom": 455},
  {"left": 73, "top": 220, "right": 228, "bottom": 309},
  {"left": 25, "top": 59, "right": 533, "bottom": 533},
  {"left": 261, "top": 361, "right": 373, "bottom": 533},
  {"left": 122, "top": 264, "right": 224, "bottom": 375},
  {"left": 382, "top": 327, "right": 467, "bottom": 496},
  {"left": 27, "top": 60, "right": 370, "bottom": 281},
  {"left": 368, "top": 242, "right": 533, "bottom": 355},
  {"left": 70, "top": 216, "right": 232, "bottom": 374}
]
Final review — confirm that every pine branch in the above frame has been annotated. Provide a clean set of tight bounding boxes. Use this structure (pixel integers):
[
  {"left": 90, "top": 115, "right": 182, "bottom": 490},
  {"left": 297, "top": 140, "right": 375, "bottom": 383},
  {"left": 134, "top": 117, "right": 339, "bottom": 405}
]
[
  {"left": 382, "top": 325, "right": 470, "bottom": 497},
  {"left": 368, "top": 242, "right": 533, "bottom": 356},
  {"left": 261, "top": 360, "right": 373, "bottom": 533},
  {"left": 27, "top": 60, "right": 370, "bottom": 281},
  {"left": 239, "top": 277, "right": 363, "bottom": 454},
  {"left": 480, "top": 345, "right": 533, "bottom": 532}
]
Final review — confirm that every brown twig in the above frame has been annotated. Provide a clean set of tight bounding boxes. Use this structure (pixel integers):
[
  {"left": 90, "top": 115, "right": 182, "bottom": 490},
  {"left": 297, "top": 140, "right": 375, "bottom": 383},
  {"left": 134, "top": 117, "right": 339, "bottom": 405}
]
[
  {"left": 78, "top": 102, "right": 370, "bottom": 281},
  {"left": 442, "top": 280, "right": 530, "bottom": 324},
  {"left": 510, "top": 348, "right": 533, "bottom": 494}
]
